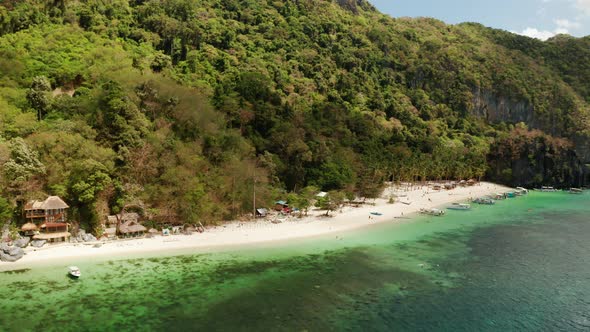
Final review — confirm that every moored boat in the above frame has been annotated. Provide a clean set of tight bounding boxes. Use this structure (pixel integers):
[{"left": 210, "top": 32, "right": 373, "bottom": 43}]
[
  {"left": 516, "top": 187, "right": 528, "bottom": 194},
  {"left": 505, "top": 192, "right": 516, "bottom": 198},
  {"left": 419, "top": 208, "right": 445, "bottom": 216},
  {"left": 68, "top": 266, "right": 81, "bottom": 278},
  {"left": 472, "top": 197, "right": 495, "bottom": 205},
  {"left": 447, "top": 203, "right": 471, "bottom": 210},
  {"left": 569, "top": 188, "right": 583, "bottom": 194},
  {"left": 539, "top": 186, "right": 557, "bottom": 192},
  {"left": 493, "top": 193, "right": 506, "bottom": 200}
]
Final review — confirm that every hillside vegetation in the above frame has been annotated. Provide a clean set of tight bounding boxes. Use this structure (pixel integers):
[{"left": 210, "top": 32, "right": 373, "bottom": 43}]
[{"left": 0, "top": 0, "right": 588, "bottom": 232}]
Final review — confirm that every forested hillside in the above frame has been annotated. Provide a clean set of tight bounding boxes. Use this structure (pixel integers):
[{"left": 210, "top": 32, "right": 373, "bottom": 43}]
[{"left": 0, "top": 0, "right": 588, "bottom": 232}]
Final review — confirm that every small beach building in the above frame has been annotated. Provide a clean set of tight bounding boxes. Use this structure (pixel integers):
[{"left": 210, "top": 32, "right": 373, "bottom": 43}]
[
  {"left": 20, "top": 222, "right": 38, "bottom": 236},
  {"left": 105, "top": 212, "right": 146, "bottom": 238},
  {"left": 274, "top": 200, "right": 289, "bottom": 212},
  {"left": 119, "top": 220, "right": 147, "bottom": 237},
  {"left": 444, "top": 183, "right": 456, "bottom": 190}
]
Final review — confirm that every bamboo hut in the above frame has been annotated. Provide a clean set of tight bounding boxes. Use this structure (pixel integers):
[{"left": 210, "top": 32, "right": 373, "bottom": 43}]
[{"left": 21, "top": 222, "right": 38, "bottom": 236}]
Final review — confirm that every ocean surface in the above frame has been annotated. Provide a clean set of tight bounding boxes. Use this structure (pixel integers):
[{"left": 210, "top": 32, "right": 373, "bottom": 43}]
[{"left": 1, "top": 191, "right": 589, "bottom": 331}]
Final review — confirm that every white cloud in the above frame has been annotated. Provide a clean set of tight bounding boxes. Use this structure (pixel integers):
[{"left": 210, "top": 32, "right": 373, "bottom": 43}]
[
  {"left": 575, "top": 0, "right": 590, "bottom": 15},
  {"left": 513, "top": 16, "right": 582, "bottom": 40},
  {"left": 514, "top": 27, "right": 562, "bottom": 40},
  {"left": 554, "top": 18, "right": 581, "bottom": 29}
]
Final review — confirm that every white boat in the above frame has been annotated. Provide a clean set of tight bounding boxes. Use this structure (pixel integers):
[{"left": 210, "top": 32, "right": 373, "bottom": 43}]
[
  {"left": 569, "top": 188, "right": 583, "bottom": 194},
  {"left": 516, "top": 187, "right": 528, "bottom": 194},
  {"left": 493, "top": 193, "right": 506, "bottom": 200},
  {"left": 447, "top": 203, "right": 471, "bottom": 210},
  {"left": 68, "top": 266, "right": 81, "bottom": 278},
  {"left": 472, "top": 197, "right": 495, "bottom": 205},
  {"left": 540, "top": 186, "right": 557, "bottom": 192},
  {"left": 419, "top": 208, "right": 445, "bottom": 216}
]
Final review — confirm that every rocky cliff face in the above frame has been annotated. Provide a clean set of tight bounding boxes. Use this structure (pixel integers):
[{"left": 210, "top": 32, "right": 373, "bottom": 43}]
[
  {"left": 471, "top": 87, "right": 538, "bottom": 128},
  {"left": 473, "top": 88, "right": 590, "bottom": 186},
  {"left": 572, "top": 134, "right": 590, "bottom": 163}
]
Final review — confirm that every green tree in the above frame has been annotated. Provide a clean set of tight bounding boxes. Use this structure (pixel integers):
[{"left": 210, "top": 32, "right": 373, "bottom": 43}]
[
  {"left": 0, "top": 197, "right": 13, "bottom": 225},
  {"left": 26, "top": 76, "right": 52, "bottom": 120}
]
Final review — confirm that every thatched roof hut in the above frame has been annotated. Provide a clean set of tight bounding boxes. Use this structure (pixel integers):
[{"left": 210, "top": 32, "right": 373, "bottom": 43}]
[
  {"left": 106, "top": 212, "right": 140, "bottom": 227},
  {"left": 25, "top": 196, "right": 69, "bottom": 210},
  {"left": 119, "top": 221, "right": 147, "bottom": 236},
  {"left": 21, "top": 223, "right": 38, "bottom": 232}
]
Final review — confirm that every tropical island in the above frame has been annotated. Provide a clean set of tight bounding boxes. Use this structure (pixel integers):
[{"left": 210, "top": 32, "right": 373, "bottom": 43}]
[{"left": 0, "top": 0, "right": 589, "bottom": 264}]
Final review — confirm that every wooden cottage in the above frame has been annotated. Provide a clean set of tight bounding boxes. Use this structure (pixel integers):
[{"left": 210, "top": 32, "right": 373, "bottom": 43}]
[
  {"left": 119, "top": 221, "right": 147, "bottom": 237},
  {"left": 25, "top": 196, "right": 69, "bottom": 224},
  {"left": 23, "top": 196, "right": 71, "bottom": 242}
]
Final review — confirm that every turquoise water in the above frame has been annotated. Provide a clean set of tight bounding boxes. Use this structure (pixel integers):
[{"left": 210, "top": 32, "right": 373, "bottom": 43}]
[{"left": 0, "top": 192, "right": 589, "bottom": 331}]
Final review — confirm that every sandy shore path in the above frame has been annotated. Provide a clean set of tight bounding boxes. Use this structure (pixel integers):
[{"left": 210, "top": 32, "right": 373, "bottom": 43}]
[{"left": 0, "top": 182, "right": 510, "bottom": 270}]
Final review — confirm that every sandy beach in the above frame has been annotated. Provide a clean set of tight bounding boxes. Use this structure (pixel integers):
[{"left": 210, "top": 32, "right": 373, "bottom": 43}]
[{"left": 0, "top": 182, "right": 510, "bottom": 270}]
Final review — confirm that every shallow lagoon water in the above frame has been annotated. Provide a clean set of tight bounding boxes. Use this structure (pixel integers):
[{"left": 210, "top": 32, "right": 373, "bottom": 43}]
[{"left": 0, "top": 191, "right": 589, "bottom": 331}]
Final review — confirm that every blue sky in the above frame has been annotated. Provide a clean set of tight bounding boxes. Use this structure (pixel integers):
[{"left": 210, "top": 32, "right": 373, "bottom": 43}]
[{"left": 369, "top": 0, "right": 590, "bottom": 39}]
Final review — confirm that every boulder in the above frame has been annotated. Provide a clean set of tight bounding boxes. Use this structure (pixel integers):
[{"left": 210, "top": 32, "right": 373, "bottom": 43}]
[
  {"left": 0, "top": 245, "right": 24, "bottom": 262},
  {"left": 14, "top": 237, "right": 30, "bottom": 248},
  {"left": 0, "top": 252, "right": 19, "bottom": 262},
  {"left": 8, "top": 246, "right": 23, "bottom": 257},
  {"left": 30, "top": 239, "right": 46, "bottom": 248},
  {"left": 82, "top": 234, "right": 97, "bottom": 242},
  {"left": 1, "top": 223, "right": 10, "bottom": 240},
  {"left": 0, "top": 243, "right": 10, "bottom": 252}
]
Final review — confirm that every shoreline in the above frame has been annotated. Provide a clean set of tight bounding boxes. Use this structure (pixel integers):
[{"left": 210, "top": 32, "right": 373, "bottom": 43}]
[{"left": 0, "top": 182, "right": 510, "bottom": 271}]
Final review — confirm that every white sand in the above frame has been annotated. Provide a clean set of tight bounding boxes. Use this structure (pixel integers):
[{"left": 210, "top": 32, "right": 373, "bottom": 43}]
[{"left": 0, "top": 182, "right": 510, "bottom": 270}]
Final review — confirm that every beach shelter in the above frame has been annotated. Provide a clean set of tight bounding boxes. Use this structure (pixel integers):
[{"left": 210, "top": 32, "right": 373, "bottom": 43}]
[
  {"left": 256, "top": 208, "right": 268, "bottom": 217},
  {"left": 21, "top": 222, "right": 38, "bottom": 236},
  {"left": 274, "top": 200, "right": 289, "bottom": 211}
]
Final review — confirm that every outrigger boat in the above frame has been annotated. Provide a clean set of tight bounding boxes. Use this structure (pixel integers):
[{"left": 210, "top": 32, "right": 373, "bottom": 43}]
[
  {"left": 447, "top": 203, "right": 471, "bottom": 210},
  {"left": 516, "top": 187, "right": 528, "bottom": 194},
  {"left": 539, "top": 186, "right": 557, "bottom": 192},
  {"left": 419, "top": 208, "right": 445, "bottom": 216},
  {"left": 472, "top": 197, "right": 495, "bottom": 205},
  {"left": 493, "top": 193, "right": 506, "bottom": 200},
  {"left": 68, "top": 266, "right": 81, "bottom": 278}
]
